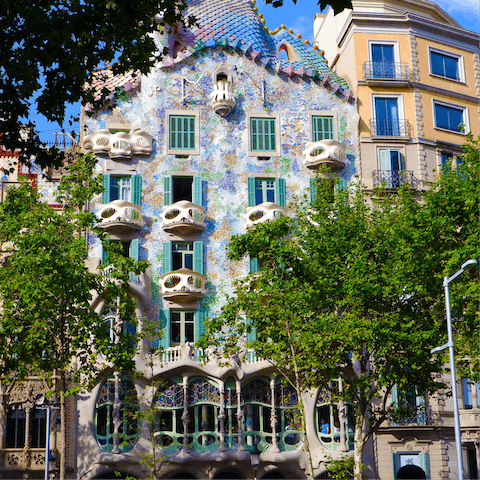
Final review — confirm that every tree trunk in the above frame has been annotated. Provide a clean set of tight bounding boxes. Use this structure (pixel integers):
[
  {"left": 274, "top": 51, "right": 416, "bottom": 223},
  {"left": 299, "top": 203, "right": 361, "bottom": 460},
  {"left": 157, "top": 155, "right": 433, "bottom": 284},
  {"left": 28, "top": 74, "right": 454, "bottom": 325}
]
[{"left": 353, "top": 415, "right": 365, "bottom": 480}]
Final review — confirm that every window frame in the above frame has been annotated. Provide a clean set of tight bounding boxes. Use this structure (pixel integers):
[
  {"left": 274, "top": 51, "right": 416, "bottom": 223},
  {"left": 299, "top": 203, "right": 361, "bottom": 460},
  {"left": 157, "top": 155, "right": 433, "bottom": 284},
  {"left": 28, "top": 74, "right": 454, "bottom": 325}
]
[
  {"left": 371, "top": 93, "right": 406, "bottom": 137},
  {"left": 166, "top": 110, "right": 200, "bottom": 155},
  {"left": 432, "top": 99, "right": 468, "bottom": 135},
  {"left": 309, "top": 111, "right": 338, "bottom": 142},
  {"left": 247, "top": 113, "right": 281, "bottom": 157},
  {"left": 102, "top": 174, "right": 142, "bottom": 205},
  {"left": 367, "top": 40, "right": 400, "bottom": 65},
  {"left": 428, "top": 47, "right": 464, "bottom": 83}
]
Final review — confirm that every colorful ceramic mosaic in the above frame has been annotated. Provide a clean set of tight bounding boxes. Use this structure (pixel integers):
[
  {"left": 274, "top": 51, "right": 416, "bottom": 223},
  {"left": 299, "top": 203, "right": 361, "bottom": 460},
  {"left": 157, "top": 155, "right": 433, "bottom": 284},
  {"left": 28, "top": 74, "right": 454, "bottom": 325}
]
[
  {"left": 187, "top": 378, "right": 221, "bottom": 405},
  {"left": 242, "top": 378, "right": 271, "bottom": 405},
  {"left": 155, "top": 382, "right": 185, "bottom": 408}
]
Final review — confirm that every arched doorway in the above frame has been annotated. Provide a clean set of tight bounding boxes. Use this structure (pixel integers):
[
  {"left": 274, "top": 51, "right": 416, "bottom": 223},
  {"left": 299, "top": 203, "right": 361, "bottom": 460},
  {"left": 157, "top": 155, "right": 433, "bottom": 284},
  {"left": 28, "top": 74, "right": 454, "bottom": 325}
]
[
  {"left": 214, "top": 470, "right": 244, "bottom": 479},
  {"left": 396, "top": 465, "right": 426, "bottom": 479}
]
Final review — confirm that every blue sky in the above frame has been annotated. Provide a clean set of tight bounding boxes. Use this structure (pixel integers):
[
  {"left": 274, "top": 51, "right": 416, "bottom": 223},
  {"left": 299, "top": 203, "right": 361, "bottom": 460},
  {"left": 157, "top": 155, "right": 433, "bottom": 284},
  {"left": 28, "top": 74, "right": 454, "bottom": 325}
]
[{"left": 33, "top": 0, "right": 479, "bottom": 143}]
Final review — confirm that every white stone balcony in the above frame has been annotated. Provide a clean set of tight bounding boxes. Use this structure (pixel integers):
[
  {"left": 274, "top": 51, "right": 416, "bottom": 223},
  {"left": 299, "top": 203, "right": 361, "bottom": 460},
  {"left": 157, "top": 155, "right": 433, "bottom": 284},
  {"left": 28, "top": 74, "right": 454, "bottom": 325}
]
[
  {"left": 83, "top": 129, "right": 153, "bottom": 159},
  {"left": 160, "top": 268, "right": 207, "bottom": 303},
  {"left": 302, "top": 139, "right": 347, "bottom": 170},
  {"left": 97, "top": 200, "right": 143, "bottom": 234},
  {"left": 244, "top": 202, "right": 288, "bottom": 228},
  {"left": 209, "top": 79, "right": 236, "bottom": 117},
  {"left": 161, "top": 200, "right": 206, "bottom": 235}
]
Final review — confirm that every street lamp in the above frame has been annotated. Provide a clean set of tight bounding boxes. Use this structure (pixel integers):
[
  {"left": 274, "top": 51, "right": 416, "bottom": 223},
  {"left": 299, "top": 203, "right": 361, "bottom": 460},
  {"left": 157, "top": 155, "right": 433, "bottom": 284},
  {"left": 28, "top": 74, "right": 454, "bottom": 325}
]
[
  {"left": 250, "top": 442, "right": 261, "bottom": 480},
  {"left": 431, "top": 259, "right": 478, "bottom": 480}
]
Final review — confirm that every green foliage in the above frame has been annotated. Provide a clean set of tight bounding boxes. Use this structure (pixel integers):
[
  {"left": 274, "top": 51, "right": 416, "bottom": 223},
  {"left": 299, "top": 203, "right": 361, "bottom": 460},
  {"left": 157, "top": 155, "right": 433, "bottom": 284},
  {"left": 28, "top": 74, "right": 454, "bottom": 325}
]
[
  {"left": 265, "top": 0, "right": 352, "bottom": 16},
  {"left": 325, "top": 454, "right": 355, "bottom": 479}
]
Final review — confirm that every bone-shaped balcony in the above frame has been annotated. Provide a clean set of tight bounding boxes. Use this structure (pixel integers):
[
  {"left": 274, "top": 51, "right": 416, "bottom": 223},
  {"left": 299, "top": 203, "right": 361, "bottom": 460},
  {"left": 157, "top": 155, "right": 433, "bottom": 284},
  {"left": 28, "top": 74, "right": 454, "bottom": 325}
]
[
  {"left": 97, "top": 200, "right": 143, "bottom": 234},
  {"left": 161, "top": 201, "right": 206, "bottom": 235},
  {"left": 302, "top": 139, "right": 347, "bottom": 169},
  {"left": 160, "top": 268, "right": 207, "bottom": 303},
  {"left": 244, "top": 202, "right": 288, "bottom": 228},
  {"left": 83, "top": 129, "right": 153, "bottom": 159}
]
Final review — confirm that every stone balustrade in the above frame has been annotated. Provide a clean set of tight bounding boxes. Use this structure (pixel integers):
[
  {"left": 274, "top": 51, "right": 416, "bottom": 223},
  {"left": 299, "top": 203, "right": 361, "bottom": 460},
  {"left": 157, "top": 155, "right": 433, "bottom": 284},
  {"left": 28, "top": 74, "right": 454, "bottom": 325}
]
[
  {"left": 160, "top": 268, "right": 207, "bottom": 303},
  {"left": 244, "top": 202, "right": 288, "bottom": 228},
  {"left": 302, "top": 139, "right": 347, "bottom": 169},
  {"left": 83, "top": 129, "right": 153, "bottom": 159},
  {"left": 161, "top": 200, "right": 206, "bottom": 235},
  {"left": 97, "top": 200, "right": 143, "bottom": 233}
]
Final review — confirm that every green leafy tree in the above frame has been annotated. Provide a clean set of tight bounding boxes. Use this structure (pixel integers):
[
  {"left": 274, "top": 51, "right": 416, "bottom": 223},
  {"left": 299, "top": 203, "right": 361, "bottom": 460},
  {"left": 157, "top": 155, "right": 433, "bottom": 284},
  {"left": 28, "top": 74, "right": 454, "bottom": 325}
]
[
  {"left": 0, "top": 154, "right": 147, "bottom": 478},
  {"left": 203, "top": 142, "right": 478, "bottom": 478}
]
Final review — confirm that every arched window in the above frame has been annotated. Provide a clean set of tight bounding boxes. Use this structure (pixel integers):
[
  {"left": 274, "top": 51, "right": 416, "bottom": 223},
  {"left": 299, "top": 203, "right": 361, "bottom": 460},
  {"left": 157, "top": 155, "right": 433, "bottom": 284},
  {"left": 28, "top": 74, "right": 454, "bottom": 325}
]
[
  {"left": 187, "top": 378, "right": 221, "bottom": 451},
  {"left": 241, "top": 378, "right": 272, "bottom": 451},
  {"left": 274, "top": 383, "right": 303, "bottom": 451},
  {"left": 95, "top": 378, "right": 138, "bottom": 452},
  {"left": 154, "top": 379, "right": 185, "bottom": 452}
]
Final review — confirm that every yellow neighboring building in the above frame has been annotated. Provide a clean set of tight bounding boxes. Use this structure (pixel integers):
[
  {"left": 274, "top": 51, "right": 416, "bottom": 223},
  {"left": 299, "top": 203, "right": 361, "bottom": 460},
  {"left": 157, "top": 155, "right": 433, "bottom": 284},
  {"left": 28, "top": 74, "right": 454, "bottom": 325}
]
[{"left": 314, "top": 0, "right": 479, "bottom": 193}]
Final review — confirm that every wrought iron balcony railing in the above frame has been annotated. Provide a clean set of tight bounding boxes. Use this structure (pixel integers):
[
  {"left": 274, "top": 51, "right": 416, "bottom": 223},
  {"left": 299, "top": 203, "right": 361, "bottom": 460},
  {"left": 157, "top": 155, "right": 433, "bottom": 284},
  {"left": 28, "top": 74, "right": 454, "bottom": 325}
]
[
  {"left": 369, "top": 119, "right": 411, "bottom": 137},
  {"left": 364, "top": 62, "right": 410, "bottom": 81},
  {"left": 372, "top": 170, "right": 418, "bottom": 190}
]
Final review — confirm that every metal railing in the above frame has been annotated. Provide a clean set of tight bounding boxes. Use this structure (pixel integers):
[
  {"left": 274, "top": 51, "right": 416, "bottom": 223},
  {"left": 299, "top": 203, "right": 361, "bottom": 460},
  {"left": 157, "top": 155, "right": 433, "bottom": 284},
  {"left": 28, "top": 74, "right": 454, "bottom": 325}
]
[
  {"left": 372, "top": 170, "right": 418, "bottom": 190},
  {"left": 364, "top": 62, "right": 410, "bottom": 81},
  {"left": 370, "top": 119, "right": 411, "bottom": 137}
]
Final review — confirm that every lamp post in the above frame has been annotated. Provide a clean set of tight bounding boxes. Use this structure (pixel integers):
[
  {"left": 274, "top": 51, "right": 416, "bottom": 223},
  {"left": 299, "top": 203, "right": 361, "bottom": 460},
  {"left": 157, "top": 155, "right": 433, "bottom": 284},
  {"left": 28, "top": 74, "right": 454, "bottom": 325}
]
[
  {"left": 431, "top": 259, "right": 478, "bottom": 480},
  {"left": 250, "top": 442, "right": 261, "bottom": 480}
]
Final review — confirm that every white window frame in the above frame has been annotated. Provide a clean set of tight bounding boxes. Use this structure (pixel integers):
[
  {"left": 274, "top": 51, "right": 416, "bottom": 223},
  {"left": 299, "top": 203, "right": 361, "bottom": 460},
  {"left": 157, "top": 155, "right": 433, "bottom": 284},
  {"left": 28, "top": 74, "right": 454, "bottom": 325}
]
[
  {"left": 367, "top": 40, "right": 400, "bottom": 64},
  {"left": 377, "top": 147, "right": 404, "bottom": 170},
  {"left": 428, "top": 47, "right": 465, "bottom": 83},
  {"left": 165, "top": 110, "right": 200, "bottom": 155},
  {"left": 247, "top": 112, "right": 281, "bottom": 157},
  {"left": 308, "top": 111, "right": 338, "bottom": 142},
  {"left": 432, "top": 99, "right": 468, "bottom": 135}
]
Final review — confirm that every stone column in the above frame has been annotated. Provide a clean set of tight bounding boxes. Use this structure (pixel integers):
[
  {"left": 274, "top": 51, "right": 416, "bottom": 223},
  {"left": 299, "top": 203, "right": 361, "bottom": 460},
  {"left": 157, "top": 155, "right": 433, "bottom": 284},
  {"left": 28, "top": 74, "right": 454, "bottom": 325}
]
[
  {"left": 269, "top": 377, "right": 280, "bottom": 453},
  {"left": 218, "top": 380, "right": 226, "bottom": 451},
  {"left": 181, "top": 376, "right": 190, "bottom": 453},
  {"left": 111, "top": 372, "right": 121, "bottom": 453},
  {"left": 235, "top": 379, "right": 244, "bottom": 450}
]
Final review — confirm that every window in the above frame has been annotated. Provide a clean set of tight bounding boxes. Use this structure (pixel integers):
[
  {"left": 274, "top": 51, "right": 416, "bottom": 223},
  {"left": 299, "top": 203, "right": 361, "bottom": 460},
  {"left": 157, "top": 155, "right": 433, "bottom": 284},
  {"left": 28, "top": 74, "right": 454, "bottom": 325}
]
[
  {"left": 370, "top": 43, "right": 395, "bottom": 78},
  {"left": 247, "top": 114, "right": 280, "bottom": 157},
  {"left": 373, "top": 96, "right": 402, "bottom": 136},
  {"left": 166, "top": 111, "right": 200, "bottom": 155},
  {"left": 433, "top": 101, "right": 467, "bottom": 133},
  {"left": 247, "top": 177, "right": 286, "bottom": 207},
  {"left": 6, "top": 406, "right": 26, "bottom": 448},
  {"left": 6, "top": 406, "right": 47, "bottom": 449},
  {"left": 158, "top": 309, "right": 208, "bottom": 348},
  {"left": 392, "top": 452, "right": 430, "bottom": 479},
  {"left": 430, "top": 48, "right": 462, "bottom": 81},
  {"left": 102, "top": 314, "right": 136, "bottom": 343},
  {"left": 378, "top": 149, "right": 403, "bottom": 188},
  {"left": 312, "top": 115, "right": 334, "bottom": 141},
  {"left": 163, "top": 175, "right": 202, "bottom": 206},
  {"left": 101, "top": 239, "right": 139, "bottom": 282},
  {"left": 462, "top": 379, "right": 480, "bottom": 409},
  {"left": 391, "top": 385, "right": 426, "bottom": 425},
  {"left": 162, "top": 241, "right": 203, "bottom": 274},
  {"left": 102, "top": 175, "right": 142, "bottom": 205}
]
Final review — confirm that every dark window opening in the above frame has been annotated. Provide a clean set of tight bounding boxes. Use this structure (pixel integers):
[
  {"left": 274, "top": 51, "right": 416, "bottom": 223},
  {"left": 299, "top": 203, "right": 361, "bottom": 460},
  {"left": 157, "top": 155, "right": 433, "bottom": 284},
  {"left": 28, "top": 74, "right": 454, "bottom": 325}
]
[{"left": 173, "top": 176, "right": 193, "bottom": 203}]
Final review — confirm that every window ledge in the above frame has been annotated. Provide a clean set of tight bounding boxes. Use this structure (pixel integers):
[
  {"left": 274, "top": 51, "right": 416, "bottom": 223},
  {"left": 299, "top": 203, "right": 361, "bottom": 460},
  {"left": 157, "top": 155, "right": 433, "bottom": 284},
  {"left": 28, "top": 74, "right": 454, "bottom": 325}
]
[
  {"left": 429, "top": 73, "right": 465, "bottom": 84},
  {"left": 434, "top": 127, "right": 466, "bottom": 136}
]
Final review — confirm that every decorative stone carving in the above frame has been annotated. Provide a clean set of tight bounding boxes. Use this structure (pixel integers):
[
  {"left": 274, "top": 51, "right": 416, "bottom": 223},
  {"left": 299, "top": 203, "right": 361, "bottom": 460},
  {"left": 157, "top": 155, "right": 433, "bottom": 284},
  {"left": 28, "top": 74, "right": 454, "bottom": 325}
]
[
  {"left": 302, "top": 139, "right": 347, "bottom": 169},
  {"left": 244, "top": 202, "right": 288, "bottom": 228},
  {"left": 210, "top": 79, "right": 236, "bottom": 117},
  {"left": 97, "top": 200, "right": 143, "bottom": 233},
  {"left": 7, "top": 378, "right": 50, "bottom": 405},
  {"left": 83, "top": 129, "right": 153, "bottom": 159},
  {"left": 161, "top": 200, "right": 206, "bottom": 235},
  {"left": 160, "top": 268, "right": 207, "bottom": 303}
]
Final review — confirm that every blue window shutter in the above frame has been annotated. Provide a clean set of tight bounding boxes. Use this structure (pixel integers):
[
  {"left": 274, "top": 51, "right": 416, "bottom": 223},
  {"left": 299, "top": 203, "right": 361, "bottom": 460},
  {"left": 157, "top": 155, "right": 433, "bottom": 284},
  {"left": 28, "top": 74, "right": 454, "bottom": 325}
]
[
  {"left": 163, "top": 241, "right": 172, "bottom": 274},
  {"left": 247, "top": 177, "right": 256, "bottom": 207},
  {"left": 193, "top": 176, "right": 202, "bottom": 206},
  {"left": 131, "top": 175, "right": 142, "bottom": 205},
  {"left": 275, "top": 178, "right": 286, "bottom": 207},
  {"left": 102, "top": 174, "right": 111, "bottom": 204},
  {"left": 164, "top": 175, "right": 172, "bottom": 206},
  {"left": 246, "top": 317, "right": 257, "bottom": 343},
  {"left": 392, "top": 453, "right": 401, "bottom": 478},
  {"left": 194, "top": 309, "right": 208, "bottom": 342},
  {"left": 310, "top": 179, "right": 317, "bottom": 204},
  {"left": 159, "top": 309, "right": 171, "bottom": 349},
  {"left": 249, "top": 258, "right": 259, "bottom": 273},
  {"left": 391, "top": 385, "right": 398, "bottom": 407},
  {"left": 419, "top": 452, "right": 430, "bottom": 479},
  {"left": 193, "top": 241, "right": 203, "bottom": 274},
  {"left": 129, "top": 239, "right": 139, "bottom": 282}
]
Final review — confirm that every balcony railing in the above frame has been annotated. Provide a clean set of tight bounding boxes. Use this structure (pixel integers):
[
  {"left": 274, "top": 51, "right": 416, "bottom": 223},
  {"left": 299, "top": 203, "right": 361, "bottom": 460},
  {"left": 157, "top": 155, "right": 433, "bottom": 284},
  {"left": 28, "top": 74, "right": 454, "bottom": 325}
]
[
  {"left": 364, "top": 62, "right": 410, "bottom": 82},
  {"left": 1, "top": 448, "right": 50, "bottom": 470},
  {"left": 373, "top": 170, "right": 418, "bottom": 190},
  {"left": 160, "top": 268, "right": 207, "bottom": 303},
  {"left": 161, "top": 200, "right": 206, "bottom": 235},
  {"left": 388, "top": 406, "right": 435, "bottom": 426},
  {"left": 302, "top": 139, "right": 347, "bottom": 169},
  {"left": 97, "top": 200, "right": 143, "bottom": 233},
  {"left": 244, "top": 202, "right": 288, "bottom": 228},
  {"left": 369, "top": 119, "right": 411, "bottom": 137}
]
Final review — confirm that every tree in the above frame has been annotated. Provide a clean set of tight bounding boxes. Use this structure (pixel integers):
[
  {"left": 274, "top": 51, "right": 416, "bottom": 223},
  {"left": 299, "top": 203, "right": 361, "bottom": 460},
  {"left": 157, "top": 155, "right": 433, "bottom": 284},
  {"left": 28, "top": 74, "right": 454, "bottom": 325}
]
[
  {"left": 203, "top": 149, "right": 478, "bottom": 478},
  {"left": 0, "top": 154, "right": 147, "bottom": 478},
  {"left": 265, "top": 0, "right": 352, "bottom": 15}
]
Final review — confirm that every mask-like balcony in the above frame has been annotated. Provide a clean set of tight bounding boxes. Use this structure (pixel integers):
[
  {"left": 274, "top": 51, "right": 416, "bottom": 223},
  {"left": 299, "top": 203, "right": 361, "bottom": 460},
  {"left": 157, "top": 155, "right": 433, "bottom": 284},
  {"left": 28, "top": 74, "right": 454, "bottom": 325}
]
[
  {"left": 209, "top": 79, "right": 236, "bottom": 117},
  {"left": 302, "top": 139, "right": 347, "bottom": 170},
  {"left": 244, "top": 202, "right": 288, "bottom": 228},
  {"left": 160, "top": 268, "right": 207, "bottom": 304},
  {"left": 83, "top": 129, "right": 153, "bottom": 159},
  {"left": 97, "top": 200, "right": 143, "bottom": 234},
  {"left": 161, "top": 200, "right": 206, "bottom": 235}
]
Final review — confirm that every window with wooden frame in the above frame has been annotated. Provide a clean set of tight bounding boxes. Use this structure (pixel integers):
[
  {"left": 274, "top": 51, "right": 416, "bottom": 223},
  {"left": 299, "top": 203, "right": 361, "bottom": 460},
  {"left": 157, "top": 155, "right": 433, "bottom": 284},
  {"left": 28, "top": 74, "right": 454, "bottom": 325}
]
[{"left": 166, "top": 111, "right": 200, "bottom": 155}]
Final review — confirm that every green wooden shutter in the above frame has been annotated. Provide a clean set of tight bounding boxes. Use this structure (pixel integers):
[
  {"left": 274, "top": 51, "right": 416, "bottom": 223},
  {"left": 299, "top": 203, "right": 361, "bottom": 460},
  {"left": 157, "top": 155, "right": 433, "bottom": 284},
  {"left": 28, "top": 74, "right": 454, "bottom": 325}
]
[
  {"left": 163, "top": 241, "right": 172, "bottom": 274},
  {"left": 159, "top": 309, "right": 171, "bottom": 349},
  {"left": 275, "top": 178, "right": 286, "bottom": 207},
  {"left": 193, "top": 176, "right": 202, "bottom": 206},
  {"left": 310, "top": 179, "right": 317, "bottom": 205},
  {"left": 247, "top": 177, "right": 256, "bottom": 207},
  {"left": 249, "top": 258, "right": 259, "bottom": 273},
  {"left": 193, "top": 241, "right": 203, "bottom": 275},
  {"left": 102, "top": 174, "right": 111, "bottom": 204},
  {"left": 246, "top": 317, "right": 257, "bottom": 343},
  {"left": 194, "top": 309, "right": 208, "bottom": 343},
  {"left": 312, "top": 116, "right": 334, "bottom": 141},
  {"left": 131, "top": 175, "right": 142, "bottom": 205},
  {"left": 392, "top": 453, "right": 401, "bottom": 478},
  {"left": 419, "top": 453, "right": 430, "bottom": 479},
  {"left": 129, "top": 239, "right": 139, "bottom": 282},
  {"left": 102, "top": 239, "right": 110, "bottom": 265},
  {"left": 164, "top": 175, "right": 172, "bottom": 206},
  {"left": 391, "top": 385, "right": 398, "bottom": 407}
]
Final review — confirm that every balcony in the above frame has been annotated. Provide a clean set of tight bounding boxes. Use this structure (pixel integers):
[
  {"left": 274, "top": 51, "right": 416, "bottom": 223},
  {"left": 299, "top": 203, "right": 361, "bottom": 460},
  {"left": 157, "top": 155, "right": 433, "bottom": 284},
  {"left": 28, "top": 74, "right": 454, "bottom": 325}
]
[
  {"left": 97, "top": 200, "right": 143, "bottom": 234},
  {"left": 1, "top": 448, "right": 50, "bottom": 470},
  {"left": 161, "top": 200, "right": 206, "bottom": 235},
  {"left": 244, "top": 202, "right": 288, "bottom": 228},
  {"left": 302, "top": 139, "right": 347, "bottom": 170},
  {"left": 160, "top": 268, "right": 207, "bottom": 303},
  {"left": 373, "top": 170, "right": 418, "bottom": 190},
  {"left": 370, "top": 119, "right": 411, "bottom": 138},
  {"left": 210, "top": 79, "right": 236, "bottom": 117},
  {"left": 364, "top": 62, "right": 410, "bottom": 86},
  {"left": 83, "top": 129, "right": 153, "bottom": 159}
]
